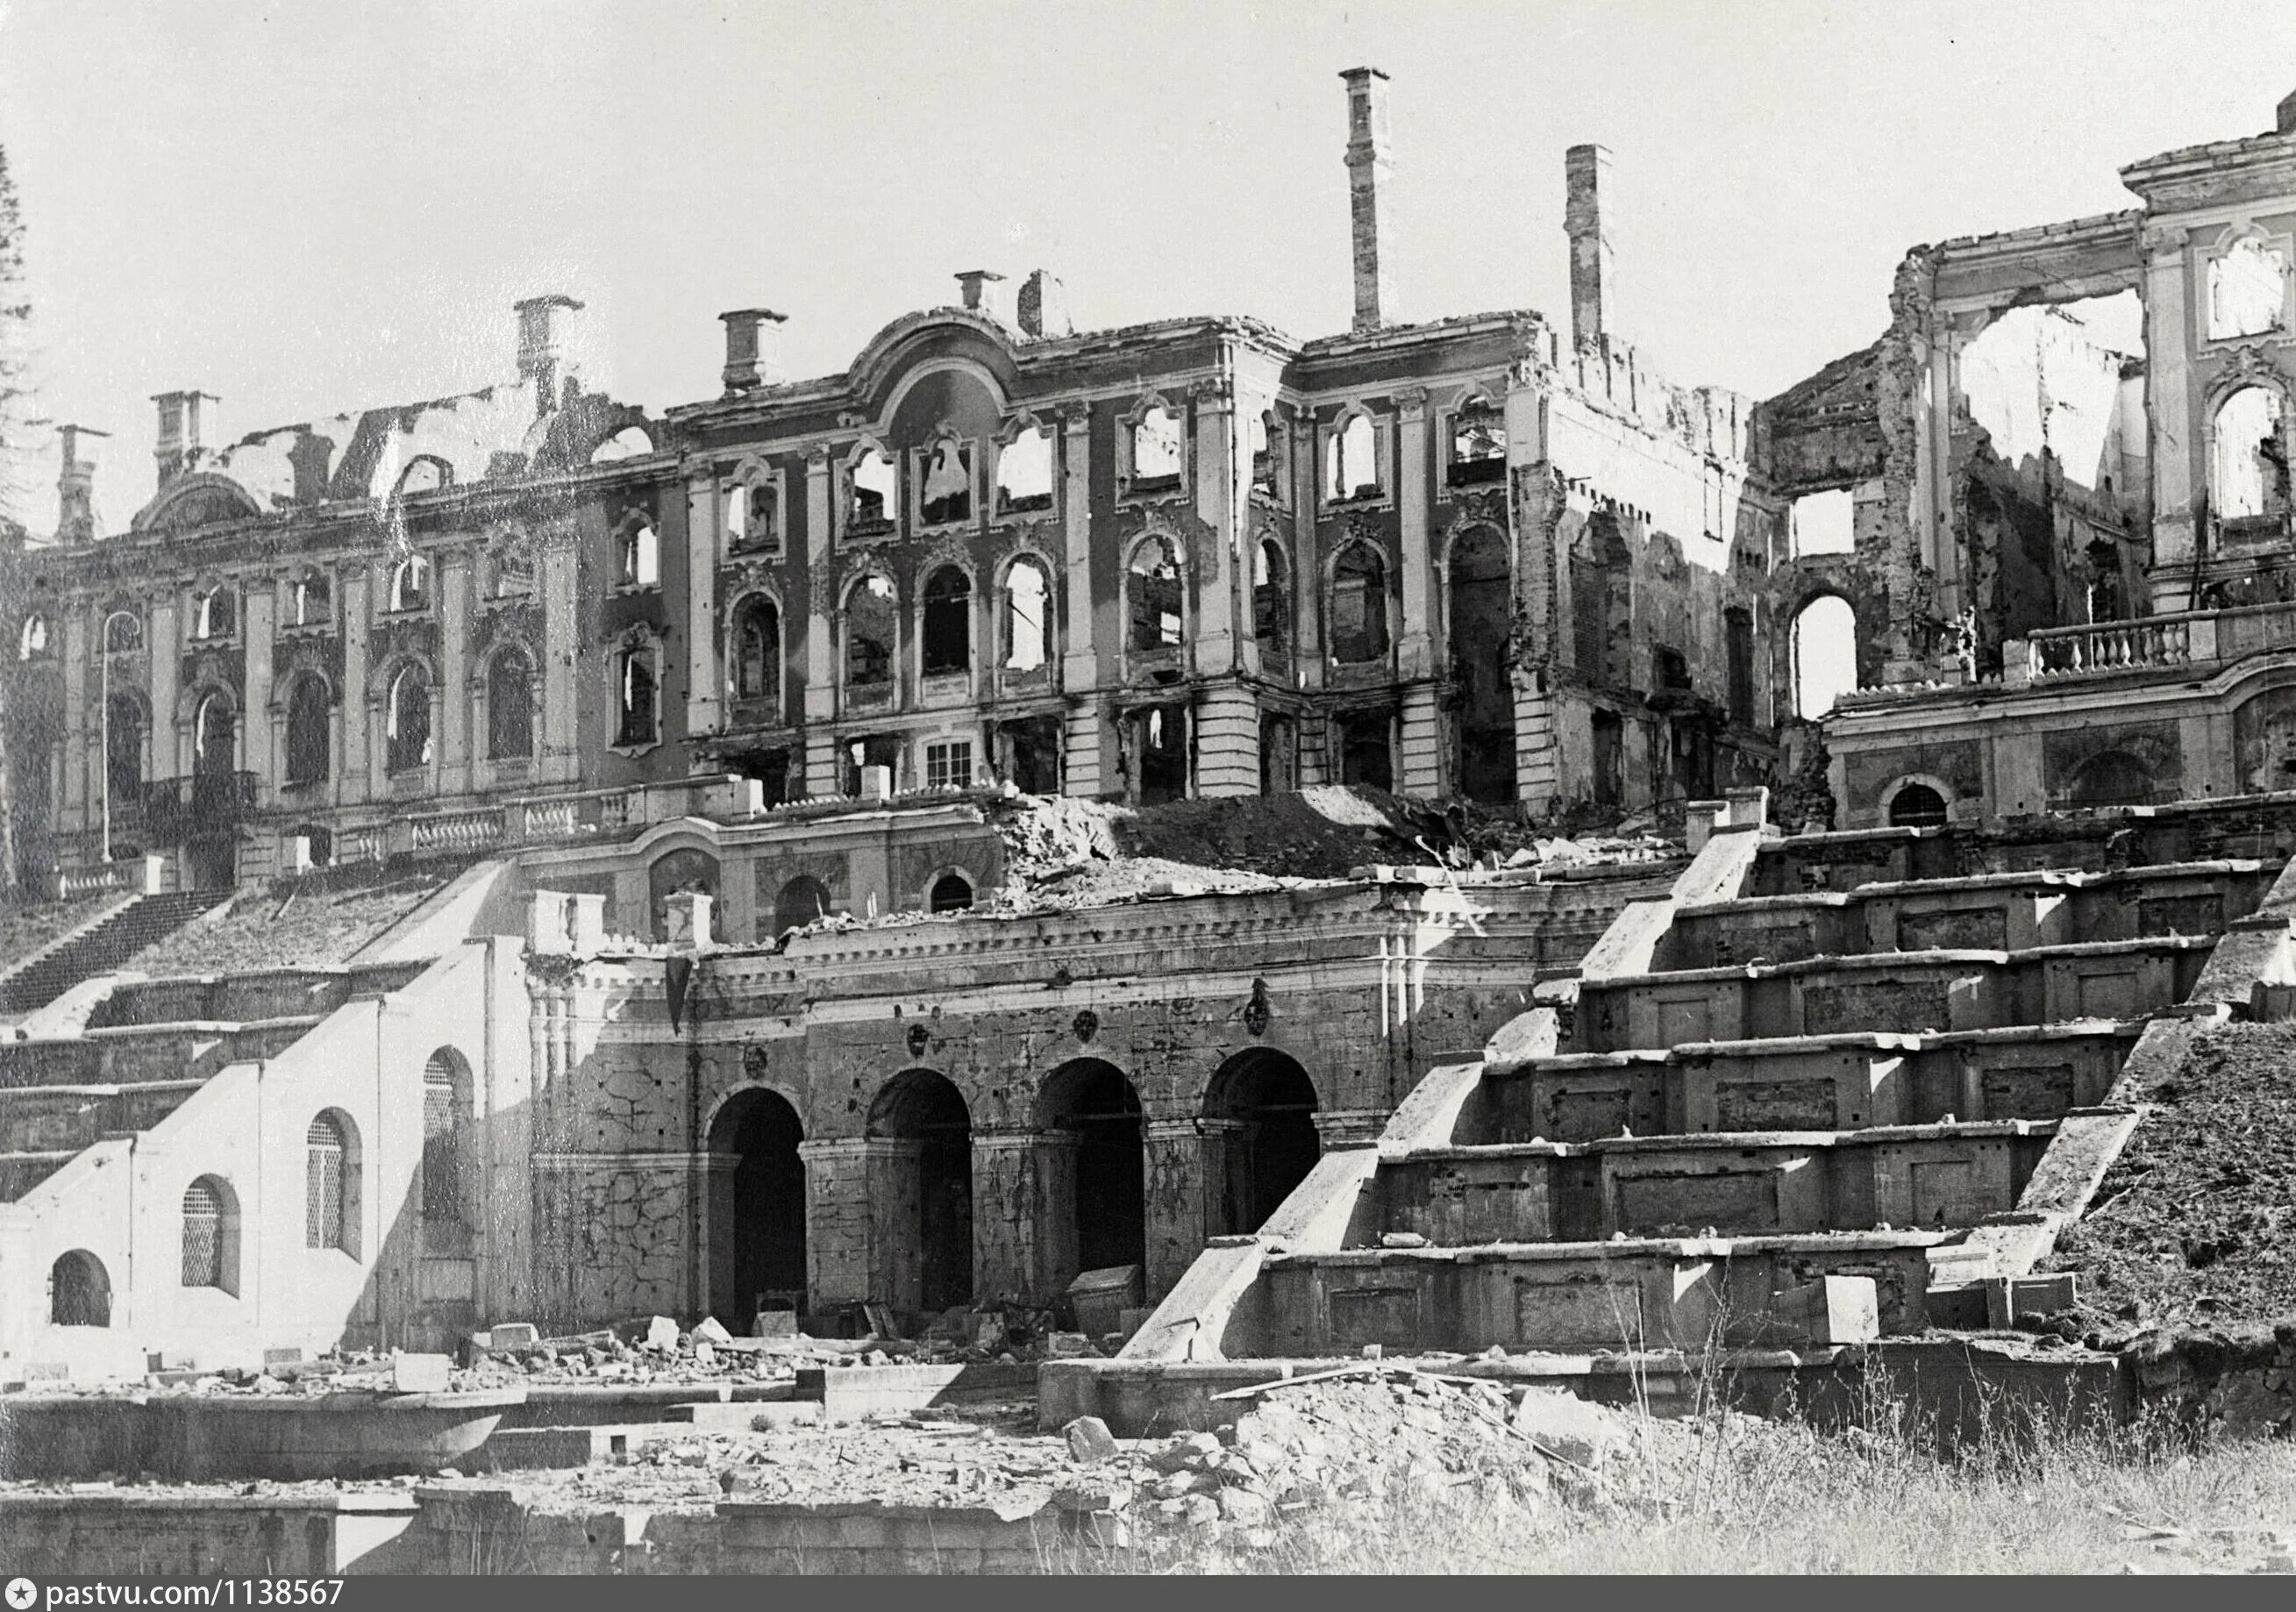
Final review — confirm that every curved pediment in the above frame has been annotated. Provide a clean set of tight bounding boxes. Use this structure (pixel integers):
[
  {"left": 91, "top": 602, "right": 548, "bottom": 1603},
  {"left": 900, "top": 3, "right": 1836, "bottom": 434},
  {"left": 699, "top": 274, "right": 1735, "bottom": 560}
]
[
  {"left": 131, "top": 474, "right": 264, "bottom": 535},
  {"left": 846, "top": 310, "right": 1021, "bottom": 424}
]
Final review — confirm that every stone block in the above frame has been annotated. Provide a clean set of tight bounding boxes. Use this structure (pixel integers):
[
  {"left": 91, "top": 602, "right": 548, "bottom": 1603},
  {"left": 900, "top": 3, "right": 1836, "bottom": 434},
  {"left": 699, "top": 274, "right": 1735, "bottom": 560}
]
[
  {"left": 1045, "top": 1332, "right": 1095, "bottom": 1358},
  {"left": 1063, "top": 1415, "right": 1119, "bottom": 1466},
  {"left": 644, "top": 1316, "right": 681, "bottom": 1352},
  {"left": 1510, "top": 1386, "right": 1624, "bottom": 1466},
  {"left": 1770, "top": 1276, "right": 1879, "bottom": 1345},
  {"left": 488, "top": 1323, "right": 541, "bottom": 1352},
  {"left": 263, "top": 1347, "right": 305, "bottom": 1368},
  {"left": 391, "top": 1353, "right": 453, "bottom": 1394},
  {"left": 753, "top": 1310, "right": 799, "bottom": 1338},
  {"left": 691, "top": 1316, "right": 733, "bottom": 1346}
]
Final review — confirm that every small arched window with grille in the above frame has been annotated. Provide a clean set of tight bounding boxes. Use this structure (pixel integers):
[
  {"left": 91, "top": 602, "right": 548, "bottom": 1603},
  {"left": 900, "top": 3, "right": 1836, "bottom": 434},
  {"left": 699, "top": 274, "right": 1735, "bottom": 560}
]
[
  {"left": 181, "top": 1175, "right": 239, "bottom": 1293},
  {"left": 305, "top": 1110, "right": 358, "bottom": 1255},
  {"left": 422, "top": 1050, "right": 471, "bottom": 1229}
]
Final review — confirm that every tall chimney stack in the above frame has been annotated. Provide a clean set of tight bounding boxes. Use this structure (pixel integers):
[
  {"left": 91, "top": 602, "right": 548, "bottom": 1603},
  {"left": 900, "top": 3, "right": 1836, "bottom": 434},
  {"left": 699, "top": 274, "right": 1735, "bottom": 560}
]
[
  {"left": 1017, "top": 270, "right": 1071, "bottom": 339},
  {"left": 514, "top": 294, "right": 585, "bottom": 405},
  {"left": 954, "top": 269, "right": 1019, "bottom": 326},
  {"left": 151, "top": 392, "right": 218, "bottom": 490},
  {"left": 1565, "top": 144, "right": 1619, "bottom": 349},
  {"left": 1341, "top": 68, "right": 1395, "bottom": 334},
  {"left": 719, "top": 308, "right": 788, "bottom": 395},
  {"left": 57, "top": 424, "right": 109, "bottom": 544}
]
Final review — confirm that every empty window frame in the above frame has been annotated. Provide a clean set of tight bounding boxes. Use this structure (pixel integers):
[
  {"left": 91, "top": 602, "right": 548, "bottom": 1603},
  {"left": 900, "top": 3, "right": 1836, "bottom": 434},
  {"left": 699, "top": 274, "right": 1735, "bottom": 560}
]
[
  {"left": 2214, "top": 385, "right": 2288, "bottom": 523},
  {"left": 845, "top": 573, "right": 897, "bottom": 690},
  {"left": 1129, "top": 537, "right": 1185, "bottom": 652},
  {"left": 190, "top": 584, "right": 237, "bottom": 641},
  {"left": 1325, "top": 411, "right": 1380, "bottom": 503},
  {"left": 997, "top": 424, "right": 1055, "bottom": 513},
  {"left": 487, "top": 648, "right": 536, "bottom": 760},
  {"left": 1003, "top": 556, "right": 1051, "bottom": 672},
  {"left": 290, "top": 569, "right": 332, "bottom": 628},
  {"left": 848, "top": 446, "right": 897, "bottom": 534},
  {"left": 103, "top": 610, "right": 143, "bottom": 653},
  {"left": 1328, "top": 543, "right": 1390, "bottom": 664},
  {"left": 18, "top": 612, "right": 47, "bottom": 660},
  {"left": 919, "top": 437, "right": 974, "bottom": 526},
  {"left": 388, "top": 554, "right": 431, "bottom": 614},
  {"left": 618, "top": 520, "right": 660, "bottom": 588},
  {"left": 2210, "top": 233, "right": 2290, "bottom": 341},
  {"left": 1448, "top": 399, "right": 1507, "bottom": 485},
  {"left": 731, "top": 596, "right": 782, "bottom": 706},
  {"left": 1130, "top": 403, "right": 1183, "bottom": 489},
  {"left": 615, "top": 644, "right": 659, "bottom": 746},
  {"left": 1253, "top": 539, "right": 1292, "bottom": 659},
  {"left": 922, "top": 566, "right": 973, "bottom": 676},
  {"left": 728, "top": 474, "right": 779, "bottom": 553},
  {"left": 386, "top": 664, "right": 432, "bottom": 773}
]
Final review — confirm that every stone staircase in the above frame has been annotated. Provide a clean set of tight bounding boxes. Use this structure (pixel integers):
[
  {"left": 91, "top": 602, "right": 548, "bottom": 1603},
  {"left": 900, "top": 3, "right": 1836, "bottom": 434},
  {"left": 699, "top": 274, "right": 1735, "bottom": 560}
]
[
  {"left": 0, "top": 892, "right": 226, "bottom": 1016},
  {"left": 1119, "top": 795, "right": 2296, "bottom": 1371}
]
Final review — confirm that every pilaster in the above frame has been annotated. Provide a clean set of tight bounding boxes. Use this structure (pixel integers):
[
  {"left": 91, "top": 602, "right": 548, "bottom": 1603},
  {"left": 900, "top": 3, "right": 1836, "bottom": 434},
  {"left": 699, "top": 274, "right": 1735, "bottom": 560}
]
[
  {"left": 538, "top": 530, "right": 581, "bottom": 785},
  {"left": 1396, "top": 387, "right": 1434, "bottom": 681},
  {"left": 796, "top": 1137, "right": 873, "bottom": 1307},
  {"left": 242, "top": 588, "right": 275, "bottom": 801},
  {"left": 149, "top": 599, "right": 182, "bottom": 783},
  {"left": 969, "top": 1129, "right": 1044, "bottom": 1303},
  {"left": 438, "top": 556, "right": 472, "bottom": 797},
  {"left": 803, "top": 449, "right": 839, "bottom": 796},
  {"left": 1059, "top": 410, "right": 1103, "bottom": 797},
  {"left": 686, "top": 470, "right": 723, "bottom": 738},
  {"left": 340, "top": 572, "right": 372, "bottom": 802},
  {"left": 1142, "top": 1116, "right": 1209, "bottom": 1302}
]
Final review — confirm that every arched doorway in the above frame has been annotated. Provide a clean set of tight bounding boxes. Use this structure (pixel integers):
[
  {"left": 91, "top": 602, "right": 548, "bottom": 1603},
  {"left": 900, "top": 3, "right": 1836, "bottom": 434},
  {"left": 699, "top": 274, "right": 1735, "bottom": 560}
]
[
  {"left": 1041, "top": 1059, "right": 1146, "bottom": 1285},
  {"left": 866, "top": 1070, "right": 973, "bottom": 1315},
  {"left": 1448, "top": 526, "right": 1516, "bottom": 802},
  {"left": 1205, "top": 1049, "right": 1321, "bottom": 1235},
  {"left": 707, "top": 1088, "right": 807, "bottom": 1327},
  {"left": 1790, "top": 596, "right": 1858, "bottom": 719},
  {"left": 50, "top": 1249, "right": 111, "bottom": 1327}
]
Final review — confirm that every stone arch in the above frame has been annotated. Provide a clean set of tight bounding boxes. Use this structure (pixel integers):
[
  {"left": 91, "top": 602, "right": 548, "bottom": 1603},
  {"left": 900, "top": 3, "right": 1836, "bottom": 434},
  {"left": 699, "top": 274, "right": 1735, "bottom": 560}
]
[
  {"left": 1326, "top": 539, "right": 1393, "bottom": 666},
  {"left": 1789, "top": 594, "right": 1858, "bottom": 719},
  {"left": 306, "top": 1109, "right": 361, "bottom": 1257},
  {"left": 866, "top": 1069, "right": 974, "bottom": 1313},
  {"left": 773, "top": 874, "right": 835, "bottom": 937},
  {"left": 49, "top": 1249, "right": 111, "bottom": 1327},
  {"left": 707, "top": 1086, "right": 808, "bottom": 1325},
  {"left": 728, "top": 589, "right": 784, "bottom": 709},
  {"left": 927, "top": 867, "right": 975, "bottom": 913},
  {"left": 648, "top": 846, "right": 720, "bottom": 941},
  {"left": 1038, "top": 1058, "right": 1145, "bottom": 1287},
  {"left": 1203, "top": 1047, "right": 1322, "bottom": 1237},
  {"left": 2065, "top": 749, "right": 2157, "bottom": 809},
  {"left": 996, "top": 551, "right": 1055, "bottom": 674},
  {"left": 1881, "top": 775, "right": 1954, "bottom": 828}
]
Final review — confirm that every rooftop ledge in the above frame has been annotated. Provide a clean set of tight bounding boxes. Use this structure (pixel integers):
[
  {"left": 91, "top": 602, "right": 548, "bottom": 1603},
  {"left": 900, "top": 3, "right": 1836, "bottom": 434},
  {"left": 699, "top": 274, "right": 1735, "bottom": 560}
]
[{"left": 1270, "top": 1230, "right": 1960, "bottom": 1266}]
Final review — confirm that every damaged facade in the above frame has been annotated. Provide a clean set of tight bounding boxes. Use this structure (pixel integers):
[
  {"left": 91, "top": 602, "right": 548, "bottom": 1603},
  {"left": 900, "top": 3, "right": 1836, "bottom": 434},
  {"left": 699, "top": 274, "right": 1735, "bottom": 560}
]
[{"left": 1, "top": 68, "right": 1806, "bottom": 1373}]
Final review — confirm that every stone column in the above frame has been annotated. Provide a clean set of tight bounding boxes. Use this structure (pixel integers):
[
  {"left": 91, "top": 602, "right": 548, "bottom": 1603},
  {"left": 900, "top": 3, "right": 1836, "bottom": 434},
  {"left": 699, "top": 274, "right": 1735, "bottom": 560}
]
[
  {"left": 340, "top": 570, "right": 373, "bottom": 803},
  {"left": 61, "top": 610, "right": 88, "bottom": 831},
  {"left": 1142, "top": 1117, "right": 1209, "bottom": 1301},
  {"left": 1396, "top": 386, "right": 1443, "bottom": 795},
  {"left": 538, "top": 529, "right": 581, "bottom": 786},
  {"left": 437, "top": 556, "right": 472, "bottom": 797},
  {"left": 2143, "top": 224, "right": 2196, "bottom": 609},
  {"left": 1059, "top": 409, "right": 1103, "bottom": 797},
  {"left": 969, "top": 1128, "right": 1044, "bottom": 1302},
  {"left": 149, "top": 598, "right": 182, "bottom": 783},
  {"left": 686, "top": 469, "right": 723, "bottom": 738},
  {"left": 802, "top": 448, "right": 839, "bottom": 796},
  {"left": 796, "top": 1137, "right": 873, "bottom": 1308},
  {"left": 242, "top": 586, "right": 275, "bottom": 802}
]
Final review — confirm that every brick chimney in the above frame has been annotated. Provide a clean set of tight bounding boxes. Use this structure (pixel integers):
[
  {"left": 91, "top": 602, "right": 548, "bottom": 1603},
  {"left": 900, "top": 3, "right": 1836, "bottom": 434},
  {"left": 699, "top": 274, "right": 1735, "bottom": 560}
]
[
  {"left": 2279, "top": 86, "right": 2296, "bottom": 135},
  {"left": 152, "top": 392, "right": 218, "bottom": 489},
  {"left": 1341, "top": 67, "right": 1395, "bottom": 334},
  {"left": 1017, "top": 270, "right": 1071, "bottom": 339},
  {"left": 57, "top": 424, "right": 108, "bottom": 544},
  {"left": 719, "top": 308, "right": 788, "bottom": 395},
  {"left": 514, "top": 294, "right": 584, "bottom": 403},
  {"left": 1565, "top": 144, "right": 1619, "bottom": 349}
]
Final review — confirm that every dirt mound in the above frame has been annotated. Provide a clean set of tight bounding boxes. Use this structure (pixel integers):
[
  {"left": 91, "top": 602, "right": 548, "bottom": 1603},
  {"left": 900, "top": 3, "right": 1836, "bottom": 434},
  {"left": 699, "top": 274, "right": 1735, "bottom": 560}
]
[{"left": 2045, "top": 1021, "right": 2296, "bottom": 1327}]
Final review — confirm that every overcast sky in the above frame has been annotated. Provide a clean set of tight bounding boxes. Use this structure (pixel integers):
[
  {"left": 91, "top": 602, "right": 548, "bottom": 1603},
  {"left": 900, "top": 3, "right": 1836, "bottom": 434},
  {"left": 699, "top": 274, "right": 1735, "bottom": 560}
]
[{"left": 3, "top": 0, "right": 2293, "bottom": 532}]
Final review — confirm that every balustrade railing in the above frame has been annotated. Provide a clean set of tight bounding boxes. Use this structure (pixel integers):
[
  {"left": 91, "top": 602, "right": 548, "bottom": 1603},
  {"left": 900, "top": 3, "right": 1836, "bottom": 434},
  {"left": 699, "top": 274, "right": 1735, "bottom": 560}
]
[{"left": 2029, "top": 617, "right": 2191, "bottom": 679}]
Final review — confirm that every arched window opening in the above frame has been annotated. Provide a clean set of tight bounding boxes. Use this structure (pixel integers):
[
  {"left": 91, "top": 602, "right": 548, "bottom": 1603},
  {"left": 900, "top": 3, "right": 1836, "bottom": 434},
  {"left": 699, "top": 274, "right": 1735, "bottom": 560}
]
[
  {"left": 2214, "top": 386, "right": 2287, "bottom": 524},
  {"left": 49, "top": 1250, "right": 111, "bottom": 1327},
  {"left": 1129, "top": 538, "right": 1184, "bottom": 652},
  {"left": 1653, "top": 646, "right": 1692, "bottom": 693},
  {"left": 1448, "top": 526, "right": 1515, "bottom": 802},
  {"left": 285, "top": 676, "right": 331, "bottom": 787},
  {"left": 1253, "top": 539, "right": 1291, "bottom": 659},
  {"left": 615, "top": 645, "right": 658, "bottom": 747},
  {"left": 1003, "top": 558, "right": 1050, "bottom": 673},
  {"left": 487, "top": 649, "right": 535, "bottom": 761},
  {"left": 1888, "top": 783, "right": 1950, "bottom": 828},
  {"left": 1449, "top": 400, "right": 1507, "bottom": 485},
  {"left": 1329, "top": 544, "right": 1391, "bottom": 664},
  {"left": 732, "top": 597, "right": 781, "bottom": 705},
  {"left": 190, "top": 586, "right": 237, "bottom": 642},
  {"left": 922, "top": 567, "right": 973, "bottom": 677},
  {"left": 1040, "top": 1059, "right": 1145, "bottom": 1286},
  {"left": 930, "top": 871, "right": 974, "bottom": 913},
  {"left": 305, "top": 1110, "right": 359, "bottom": 1256},
  {"left": 618, "top": 520, "right": 660, "bottom": 589},
  {"left": 1130, "top": 403, "right": 1183, "bottom": 488},
  {"left": 589, "top": 426, "right": 653, "bottom": 465},
  {"left": 845, "top": 574, "right": 897, "bottom": 692},
  {"left": 386, "top": 664, "right": 432, "bottom": 774},
  {"left": 182, "top": 1175, "right": 240, "bottom": 1294},
  {"left": 193, "top": 693, "right": 234, "bottom": 780},
  {"left": 1135, "top": 703, "right": 1189, "bottom": 805},
  {"left": 105, "top": 695, "right": 144, "bottom": 807},
  {"left": 774, "top": 874, "right": 834, "bottom": 937},
  {"left": 396, "top": 457, "right": 449, "bottom": 496},
  {"left": 1250, "top": 410, "right": 1283, "bottom": 496},
  {"left": 919, "top": 438, "right": 973, "bottom": 526},
  {"left": 291, "top": 569, "right": 332, "bottom": 627},
  {"left": 998, "top": 425, "right": 1054, "bottom": 515},
  {"left": 18, "top": 612, "right": 48, "bottom": 660},
  {"left": 2210, "top": 234, "right": 2290, "bottom": 340},
  {"left": 707, "top": 1089, "right": 807, "bottom": 1326},
  {"left": 848, "top": 446, "right": 896, "bottom": 534},
  {"left": 867, "top": 1071, "right": 974, "bottom": 1312},
  {"left": 103, "top": 610, "right": 142, "bottom": 653},
  {"left": 422, "top": 1049, "right": 472, "bottom": 1230},
  {"left": 1790, "top": 596, "right": 1858, "bottom": 720},
  {"left": 729, "top": 478, "right": 777, "bottom": 553},
  {"left": 1326, "top": 412, "right": 1380, "bottom": 503},
  {"left": 1206, "top": 1050, "right": 1321, "bottom": 1236},
  {"left": 389, "top": 555, "right": 431, "bottom": 614}
]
